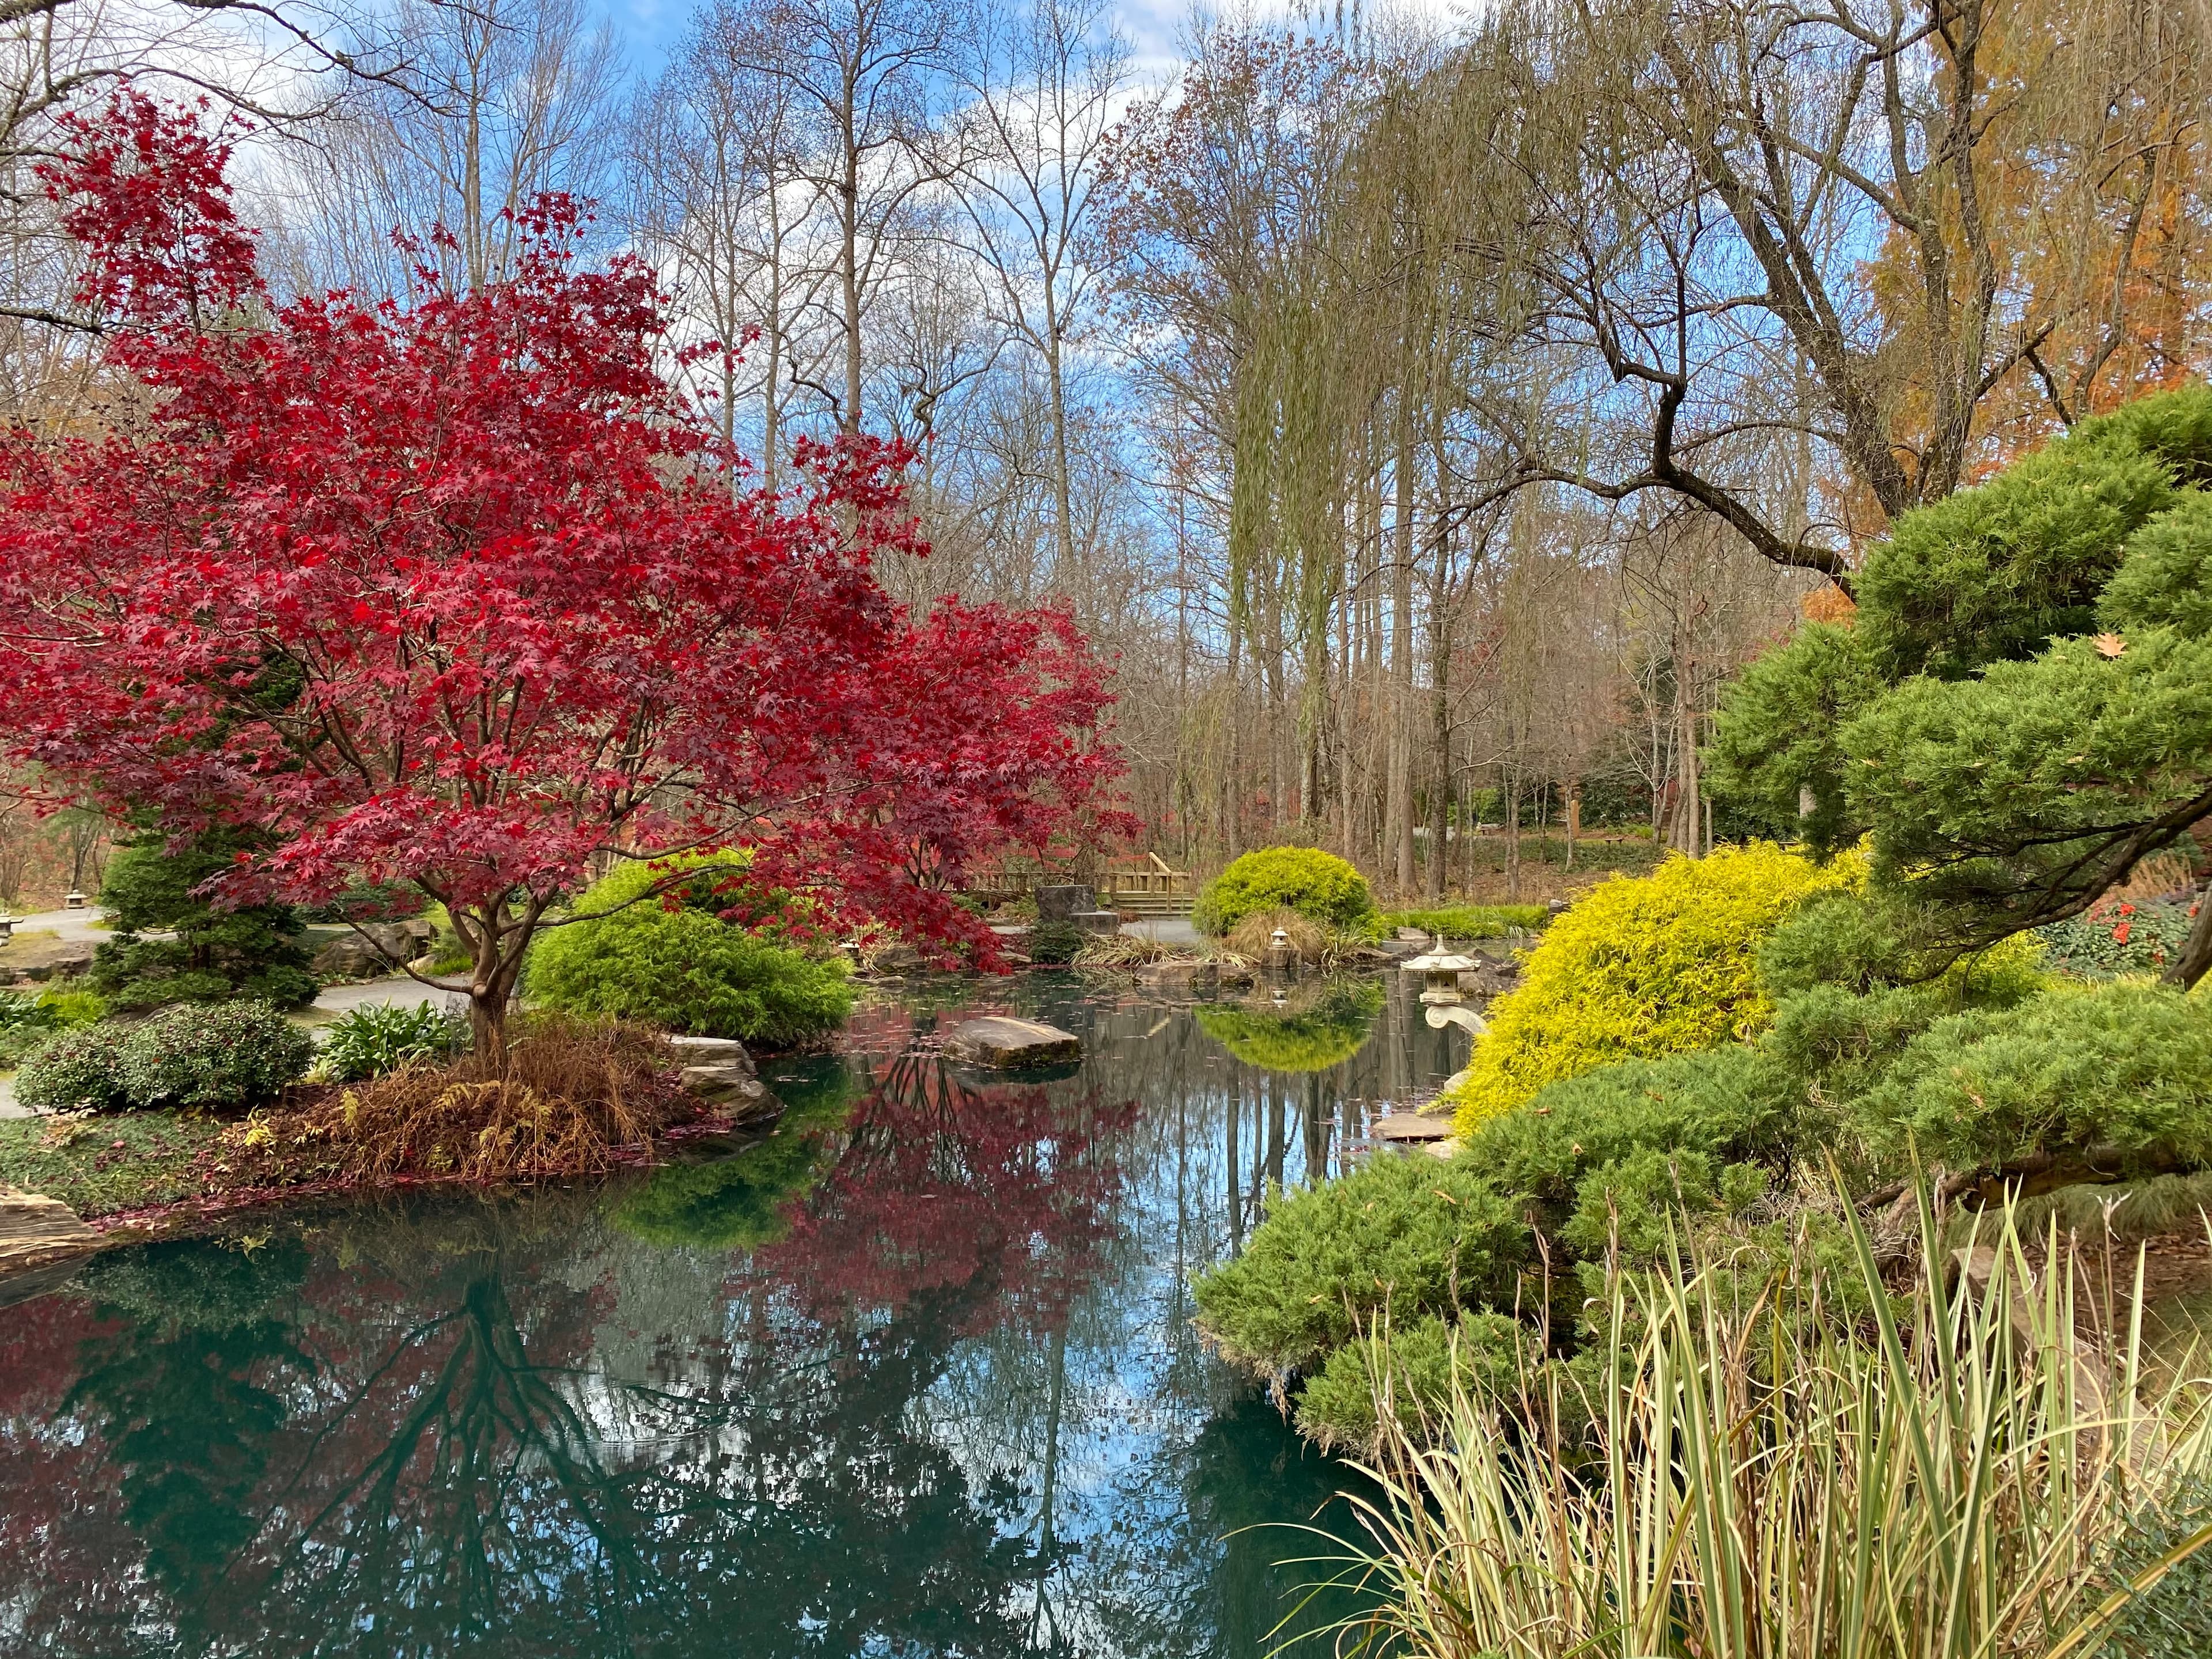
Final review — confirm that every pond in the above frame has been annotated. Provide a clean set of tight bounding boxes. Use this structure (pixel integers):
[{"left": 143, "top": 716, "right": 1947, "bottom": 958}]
[{"left": 0, "top": 972, "right": 1469, "bottom": 1657}]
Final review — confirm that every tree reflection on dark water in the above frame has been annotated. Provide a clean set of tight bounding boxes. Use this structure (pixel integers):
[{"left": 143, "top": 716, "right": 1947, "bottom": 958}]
[{"left": 0, "top": 976, "right": 1462, "bottom": 1657}]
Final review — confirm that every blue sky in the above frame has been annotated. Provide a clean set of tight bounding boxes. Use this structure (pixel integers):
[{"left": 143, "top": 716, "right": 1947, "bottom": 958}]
[{"left": 581, "top": 0, "right": 1194, "bottom": 79}]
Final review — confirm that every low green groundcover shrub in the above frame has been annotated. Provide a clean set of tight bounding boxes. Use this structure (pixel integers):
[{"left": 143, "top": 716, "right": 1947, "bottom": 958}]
[
  {"left": 0, "top": 1111, "right": 221, "bottom": 1215},
  {"left": 1192, "top": 1151, "right": 1528, "bottom": 1389},
  {"left": 316, "top": 1001, "right": 468, "bottom": 1082},
  {"left": 1026, "top": 917, "right": 1086, "bottom": 964},
  {"left": 1381, "top": 903, "right": 1550, "bottom": 939},
  {"left": 528, "top": 850, "right": 854, "bottom": 1047},
  {"left": 1296, "top": 1312, "right": 1524, "bottom": 1452},
  {"left": 1194, "top": 846, "right": 1377, "bottom": 937},
  {"left": 17, "top": 1001, "right": 313, "bottom": 1113}
]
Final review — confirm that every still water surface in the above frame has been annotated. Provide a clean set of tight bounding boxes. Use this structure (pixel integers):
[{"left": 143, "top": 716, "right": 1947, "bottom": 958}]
[{"left": 0, "top": 973, "right": 1467, "bottom": 1657}]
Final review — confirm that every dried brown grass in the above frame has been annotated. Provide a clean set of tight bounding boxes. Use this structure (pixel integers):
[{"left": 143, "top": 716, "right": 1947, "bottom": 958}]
[
  {"left": 2118, "top": 849, "right": 2202, "bottom": 902},
  {"left": 217, "top": 1013, "right": 698, "bottom": 1188}
]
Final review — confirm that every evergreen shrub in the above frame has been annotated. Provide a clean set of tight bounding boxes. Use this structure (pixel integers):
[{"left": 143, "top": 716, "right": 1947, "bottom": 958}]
[
  {"left": 1194, "top": 846, "right": 1376, "bottom": 936},
  {"left": 92, "top": 831, "right": 317, "bottom": 1011},
  {"left": 20, "top": 1001, "right": 313, "bottom": 1112},
  {"left": 527, "top": 850, "right": 854, "bottom": 1047},
  {"left": 1447, "top": 844, "right": 1854, "bottom": 1134},
  {"left": 115, "top": 1001, "right": 316, "bottom": 1110},
  {"left": 1191, "top": 1151, "right": 1528, "bottom": 1389},
  {"left": 1851, "top": 980, "right": 2212, "bottom": 1178},
  {"left": 15, "top": 1022, "right": 132, "bottom": 1112},
  {"left": 1025, "top": 917, "right": 1086, "bottom": 964},
  {"left": 1296, "top": 1312, "right": 1524, "bottom": 1452}
]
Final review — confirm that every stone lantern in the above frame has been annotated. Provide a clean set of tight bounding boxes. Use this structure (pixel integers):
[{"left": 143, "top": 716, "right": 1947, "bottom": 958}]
[
  {"left": 0, "top": 913, "right": 13, "bottom": 943},
  {"left": 1402, "top": 934, "right": 1487, "bottom": 1036}
]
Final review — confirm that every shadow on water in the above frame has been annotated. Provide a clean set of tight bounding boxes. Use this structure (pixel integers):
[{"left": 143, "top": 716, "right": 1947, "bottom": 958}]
[{"left": 0, "top": 972, "right": 1464, "bottom": 1656}]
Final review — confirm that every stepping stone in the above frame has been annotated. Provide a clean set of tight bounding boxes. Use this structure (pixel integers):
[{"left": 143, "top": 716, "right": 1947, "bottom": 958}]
[
  {"left": 1371, "top": 1112, "right": 1454, "bottom": 1143},
  {"left": 0, "top": 1189, "right": 97, "bottom": 1274},
  {"left": 944, "top": 1016, "right": 1081, "bottom": 1069}
]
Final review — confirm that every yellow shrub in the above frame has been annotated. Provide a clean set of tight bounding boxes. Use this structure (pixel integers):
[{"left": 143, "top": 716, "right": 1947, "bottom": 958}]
[{"left": 1448, "top": 843, "right": 1857, "bottom": 1135}]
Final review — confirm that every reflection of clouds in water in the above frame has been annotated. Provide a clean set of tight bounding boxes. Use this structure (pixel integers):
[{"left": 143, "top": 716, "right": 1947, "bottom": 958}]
[{"left": 0, "top": 980, "right": 1450, "bottom": 1656}]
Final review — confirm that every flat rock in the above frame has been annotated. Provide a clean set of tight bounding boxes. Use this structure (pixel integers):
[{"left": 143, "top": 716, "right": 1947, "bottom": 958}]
[
  {"left": 680, "top": 1064, "right": 770, "bottom": 1110},
  {"left": 666, "top": 1035, "right": 756, "bottom": 1075},
  {"left": 0, "top": 1189, "right": 97, "bottom": 1272},
  {"left": 1137, "top": 960, "right": 1218, "bottom": 991},
  {"left": 944, "top": 1016, "right": 1081, "bottom": 1070},
  {"left": 1371, "top": 1112, "right": 1454, "bottom": 1143},
  {"left": 1069, "top": 910, "right": 1123, "bottom": 935}
]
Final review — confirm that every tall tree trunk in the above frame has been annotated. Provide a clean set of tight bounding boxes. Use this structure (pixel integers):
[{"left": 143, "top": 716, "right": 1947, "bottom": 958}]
[
  {"left": 839, "top": 99, "right": 863, "bottom": 436},
  {"left": 1505, "top": 766, "right": 1521, "bottom": 902},
  {"left": 1427, "top": 636, "right": 1450, "bottom": 903},
  {"left": 1389, "top": 415, "right": 1416, "bottom": 897}
]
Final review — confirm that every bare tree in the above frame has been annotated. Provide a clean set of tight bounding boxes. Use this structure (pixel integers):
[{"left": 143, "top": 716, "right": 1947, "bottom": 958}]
[
  {"left": 950, "top": 0, "right": 1131, "bottom": 573},
  {"left": 285, "top": 0, "right": 626, "bottom": 297},
  {"left": 720, "top": 0, "right": 955, "bottom": 435}
]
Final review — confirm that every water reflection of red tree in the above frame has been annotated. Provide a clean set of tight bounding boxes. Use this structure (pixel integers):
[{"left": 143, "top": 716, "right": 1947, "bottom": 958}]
[{"left": 752, "top": 1043, "right": 1136, "bottom": 1338}]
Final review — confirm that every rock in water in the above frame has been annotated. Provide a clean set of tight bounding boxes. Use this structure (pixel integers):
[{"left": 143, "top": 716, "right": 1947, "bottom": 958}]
[
  {"left": 668, "top": 1035, "right": 769, "bottom": 1111},
  {"left": 0, "top": 1190, "right": 97, "bottom": 1274},
  {"left": 944, "top": 1016, "right": 1081, "bottom": 1069}
]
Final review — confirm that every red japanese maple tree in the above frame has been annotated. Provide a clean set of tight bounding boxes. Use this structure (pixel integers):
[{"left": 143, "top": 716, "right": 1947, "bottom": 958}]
[{"left": 0, "top": 94, "right": 1125, "bottom": 1050}]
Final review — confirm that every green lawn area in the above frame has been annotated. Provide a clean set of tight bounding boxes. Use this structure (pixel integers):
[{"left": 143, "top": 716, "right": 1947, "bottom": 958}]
[{"left": 0, "top": 1111, "right": 219, "bottom": 1217}]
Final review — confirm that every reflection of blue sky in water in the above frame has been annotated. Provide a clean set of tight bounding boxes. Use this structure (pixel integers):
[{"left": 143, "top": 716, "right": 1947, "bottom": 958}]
[{"left": 0, "top": 975, "right": 1464, "bottom": 1656}]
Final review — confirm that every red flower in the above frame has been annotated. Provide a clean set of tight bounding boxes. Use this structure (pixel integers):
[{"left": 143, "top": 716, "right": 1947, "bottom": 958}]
[
  {"left": 2119, "top": 902, "right": 2136, "bottom": 916},
  {"left": 2113, "top": 921, "right": 2133, "bottom": 944}
]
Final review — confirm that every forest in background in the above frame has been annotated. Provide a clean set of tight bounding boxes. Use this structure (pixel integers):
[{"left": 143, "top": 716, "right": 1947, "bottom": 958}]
[{"left": 0, "top": 0, "right": 2204, "bottom": 904}]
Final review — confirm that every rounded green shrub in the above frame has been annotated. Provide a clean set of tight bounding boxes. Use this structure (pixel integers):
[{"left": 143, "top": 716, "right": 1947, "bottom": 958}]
[
  {"left": 16, "top": 1022, "right": 132, "bottom": 1112},
  {"left": 1193, "top": 846, "right": 1376, "bottom": 937},
  {"left": 116, "top": 1001, "right": 316, "bottom": 1110},
  {"left": 1025, "top": 918, "right": 1086, "bottom": 965},
  {"left": 527, "top": 850, "right": 854, "bottom": 1047},
  {"left": 1447, "top": 843, "right": 1856, "bottom": 1135}
]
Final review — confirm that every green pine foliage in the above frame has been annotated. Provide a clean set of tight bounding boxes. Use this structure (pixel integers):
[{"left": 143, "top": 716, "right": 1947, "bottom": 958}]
[
  {"left": 93, "top": 831, "right": 318, "bottom": 1011},
  {"left": 1850, "top": 980, "right": 2212, "bottom": 1179},
  {"left": 1193, "top": 846, "right": 1377, "bottom": 936},
  {"left": 1191, "top": 1152, "right": 1528, "bottom": 1390},
  {"left": 526, "top": 850, "right": 854, "bottom": 1047},
  {"left": 1709, "top": 385, "right": 2212, "bottom": 956}
]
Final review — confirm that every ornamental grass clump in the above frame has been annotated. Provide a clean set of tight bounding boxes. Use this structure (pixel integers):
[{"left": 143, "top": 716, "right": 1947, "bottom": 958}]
[
  {"left": 1318, "top": 1196, "right": 2212, "bottom": 1659},
  {"left": 218, "top": 1013, "right": 697, "bottom": 1187},
  {"left": 1448, "top": 843, "right": 1852, "bottom": 1134}
]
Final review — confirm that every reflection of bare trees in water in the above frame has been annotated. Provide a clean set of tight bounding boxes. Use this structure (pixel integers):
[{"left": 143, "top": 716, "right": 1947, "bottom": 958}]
[
  {"left": 0, "top": 990, "right": 1424, "bottom": 1657},
  {"left": 1, "top": 1048, "right": 1141, "bottom": 1657},
  {"left": 753, "top": 1045, "right": 1137, "bottom": 1336}
]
